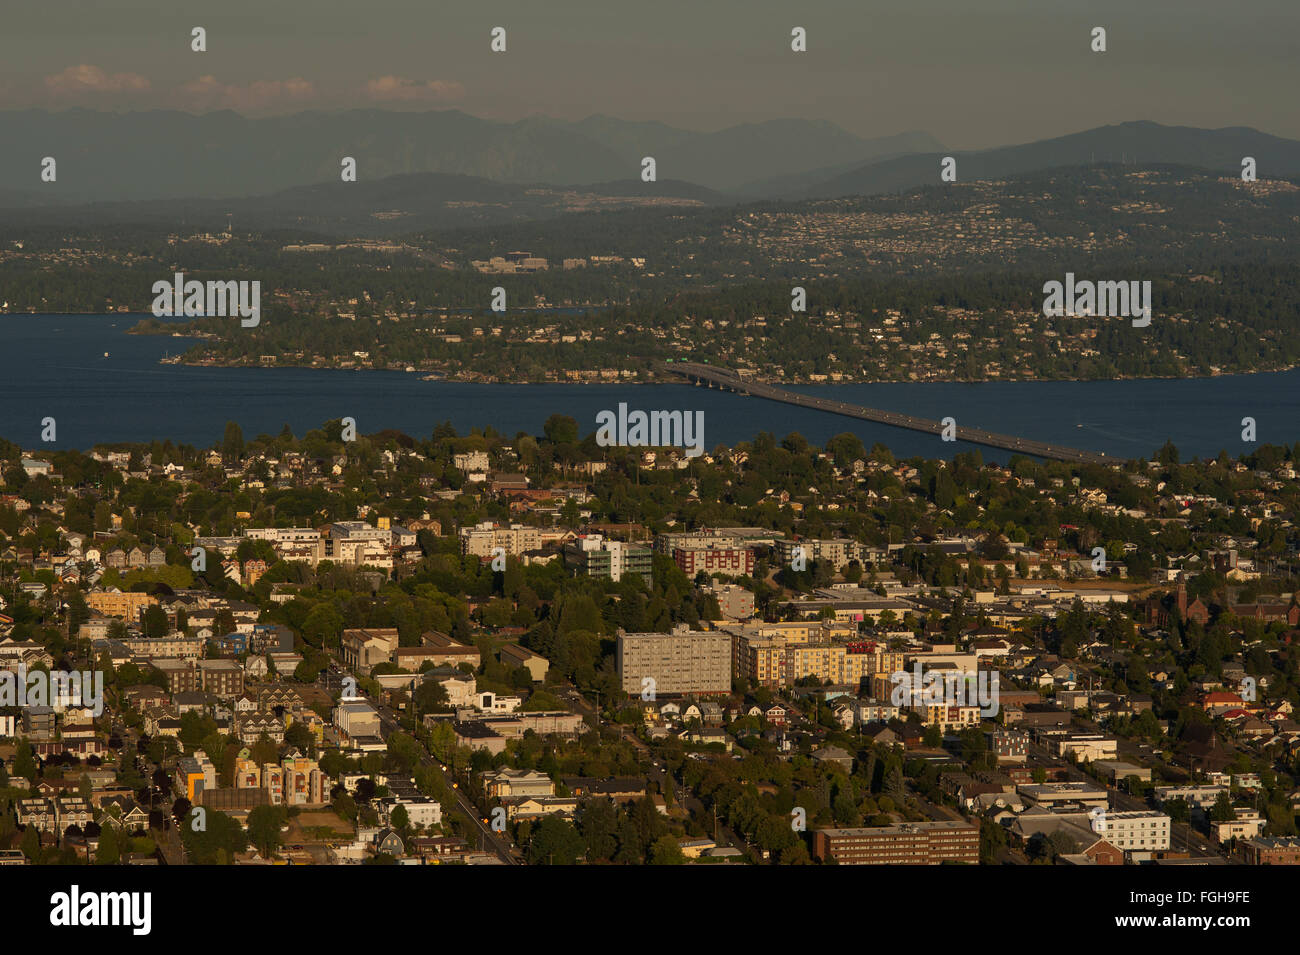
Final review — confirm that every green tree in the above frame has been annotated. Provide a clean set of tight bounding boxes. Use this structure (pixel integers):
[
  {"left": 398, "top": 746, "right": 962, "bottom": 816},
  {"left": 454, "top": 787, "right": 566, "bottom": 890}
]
[
  {"left": 222, "top": 421, "right": 245, "bottom": 462},
  {"left": 246, "top": 805, "right": 289, "bottom": 858},
  {"left": 96, "top": 824, "right": 121, "bottom": 864},
  {"left": 527, "top": 815, "right": 584, "bottom": 865},
  {"left": 649, "top": 835, "right": 685, "bottom": 865},
  {"left": 13, "top": 739, "right": 37, "bottom": 783}
]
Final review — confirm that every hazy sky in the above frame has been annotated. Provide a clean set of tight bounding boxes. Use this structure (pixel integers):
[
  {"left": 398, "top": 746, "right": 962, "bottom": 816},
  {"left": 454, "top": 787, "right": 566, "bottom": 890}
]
[{"left": 3, "top": 0, "right": 1297, "bottom": 148}]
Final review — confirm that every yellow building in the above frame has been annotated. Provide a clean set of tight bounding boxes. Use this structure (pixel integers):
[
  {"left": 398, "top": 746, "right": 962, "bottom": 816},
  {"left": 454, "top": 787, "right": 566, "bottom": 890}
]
[{"left": 86, "top": 590, "right": 159, "bottom": 620}]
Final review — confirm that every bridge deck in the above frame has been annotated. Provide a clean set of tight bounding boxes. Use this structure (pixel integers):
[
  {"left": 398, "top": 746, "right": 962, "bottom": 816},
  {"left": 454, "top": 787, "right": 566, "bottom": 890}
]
[{"left": 658, "top": 362, "right": 1111, "bottom": 465}]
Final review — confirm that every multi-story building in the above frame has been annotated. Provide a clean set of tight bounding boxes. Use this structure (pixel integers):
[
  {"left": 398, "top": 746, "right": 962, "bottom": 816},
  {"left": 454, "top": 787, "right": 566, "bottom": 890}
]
[
  {"left": 1212, "top": 810, "right": 1265, "bottom": 844},
  {"left": 1017, "top": 781, "right": 1110, "bottom": 811},
  {"left": 459, "top": 521, "right": 543, "bottom": 559},
  {"left": 85, "top": 590, "right": 159, "bottom": 621},
  {"left": 775, "top": 538, "right": 864, "bottom": 571},
  {"left": 16, "top": 798, "right": 58, "bottom": 833},
  {"left": 726, "top": 622, "right": 899, "bottom": 690},
  {"left": 21, "top": 706, "right": 56, "bottom": 740},
  {"left": 199, "top": 659, "right": 245, "bottom": 698},
  {"left": 381, "top": 794, "right": 442, "bottom": 828},
  {"left": 275, "top": 754, "right": 327, "bottom": 806},
  {"left": 115, "top": 632, "right": 204, "bottom": 661},
  {"left": 1241, "top": 835, "right": 1300, "bottom": 865},
  {"left": 334, "top": 699, "right": 382, "bottom": 743},
  {"left": 55, "top": 796, "right": 94, "bottom": 832},
  {"left": 245, "top": 527, "right": 323, "bottom": 546},
  {"left": 563, "top": 535, "right": 653, "bottom": 582},
  {"left": 671, "top": 543, "right": 754, "bottom": 577},
  {"left": 177, "top": 750, "right": 219, "bottom": 802},
  {"left": 237, "top": 712, "right": 286, "bottom": 746},
  {"left": 915, "top": 703, "right": 983, "bottom": 732},
  {"left": 1052, "top": 733, "right": 1119, "bottom": 762},
  {"left": 480, "top": 768, "right": 555, "bottom": 799},
  {"left": 153, "top": 659, "right": 200, "bottom": 694},
  {"left": 392, "top": 631, "right": 480, "bottom": 670},
  {"left": 234, "top": 758, "right": 262, "bottom": 789},
  {"left": 452, "top": 450, "right": 491, "bottom": 473},
  {"left": 988, "top": 729, "right": 1029, "bottom": 764},
  {"left": 707, "top": 583, "right": 756, "bottom": 621},
  {"left": 243, "top": 527, "right": 325, "bottom": 565},
  {"left": 616, "top": 625, "right": 731, "bottom": 695},
  {"left": 812, "top": 822, "right": 979, "bottom": 865},
  {"left": 341, "top": 628, "right": 400, "bottom": 674},
  {"left": 1154, "top": 785, "right": 1230, "bottom": 818},
  {"left": 1096, "top": 811, "right": 1171, "bottom": 852}
]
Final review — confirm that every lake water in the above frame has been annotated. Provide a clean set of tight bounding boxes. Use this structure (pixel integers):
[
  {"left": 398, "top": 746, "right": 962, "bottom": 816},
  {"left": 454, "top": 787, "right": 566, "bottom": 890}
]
[{"left": 1, "top": 313, "right": 1296, "bottom": 462}]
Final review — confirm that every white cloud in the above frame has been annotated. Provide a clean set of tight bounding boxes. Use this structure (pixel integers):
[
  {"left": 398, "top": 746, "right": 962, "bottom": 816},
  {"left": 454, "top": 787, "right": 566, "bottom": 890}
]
[{"left": 44, "top": 64, "right": 151, "bottom": 96}]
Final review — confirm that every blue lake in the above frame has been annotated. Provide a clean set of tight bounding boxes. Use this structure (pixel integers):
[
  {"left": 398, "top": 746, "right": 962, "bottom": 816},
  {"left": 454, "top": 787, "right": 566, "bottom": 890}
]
[{"left": 1, "top": 314, "right": 1296, "bottom": 462}]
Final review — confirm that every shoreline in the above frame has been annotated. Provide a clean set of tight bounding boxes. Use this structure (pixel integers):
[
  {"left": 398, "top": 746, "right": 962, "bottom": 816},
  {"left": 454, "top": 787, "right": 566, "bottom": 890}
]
[
  {"left": 7, "top": 312, "right": 1299, "bottom": 387},
  {"left": 159, "top": 357, "right": 1300, "bottom": 387}
]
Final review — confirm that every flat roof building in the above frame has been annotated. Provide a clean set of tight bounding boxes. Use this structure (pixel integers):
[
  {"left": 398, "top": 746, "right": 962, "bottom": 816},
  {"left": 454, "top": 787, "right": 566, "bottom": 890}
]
[
  {"left": 812, "top": 822, "right": 979, "bottom": 865},
  {"left": 616, "top": 625, "right": 731, "bottom": 696}
]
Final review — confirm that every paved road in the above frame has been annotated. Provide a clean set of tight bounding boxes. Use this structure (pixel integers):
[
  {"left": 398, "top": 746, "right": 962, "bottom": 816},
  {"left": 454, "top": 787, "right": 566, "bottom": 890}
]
[
  {"left": 373, "top": 702, "right": 521, "bottom": 865},
  {"left": 1024, "top": 738, "right": 1224, "bottom": 861}
]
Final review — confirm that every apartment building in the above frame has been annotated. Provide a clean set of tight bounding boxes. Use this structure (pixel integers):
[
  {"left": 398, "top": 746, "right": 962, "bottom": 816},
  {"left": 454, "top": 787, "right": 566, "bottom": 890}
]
[
  {"left": 21, "top": 706, "right": 56, "bottom": 740},
  {"left": 459, "top": 521, "right": 542, "bottom": 558},
  {"left": 707, "top": 583, "right": 756, "bottom": 621},
  {"left": 812, "top": 822, "right": 979, "bottom": 865},
  {"left": 270, "top": 754, "right": 327, "bottom": 806},
  {"left": 654, "top": 530, "right": 775, "bottom": 555},
  {"left": 199, "top": 659, "right": 245, "bottom": 698},
  {"left": 153, "top": 659, "right": 200, "bottom": 694},
  {"left": 116, "top": 633, "right": 204, "bottom": 661},
  {"left": 243, "top": 527, "right": 325, "bottom": 564},
  {"left": 177, "top": 750, "right": 219, "bottom": 802},
  {"left": 563, "top": 535, "right": 653, "bottom": 582},
  {"left": 671, "top": 543, "right": 755, "bottom": 577},
  {"left": 617, "top": 625, "right": 731, "bottom": 695},
  {"left": 1097, "top": 811, "right": 1171, "bottom": 852},
  {"left": 85, "top": 590, "right": 159, "bottom": 621},
  {"left": 724, "top": 621, "right": 895, "bottom": 690},
  {"left": 452, "top": 450, "right": 491, "bottom": 473},
  {"left": 775, "top": 537, "right": 864, "bottom": 571}
]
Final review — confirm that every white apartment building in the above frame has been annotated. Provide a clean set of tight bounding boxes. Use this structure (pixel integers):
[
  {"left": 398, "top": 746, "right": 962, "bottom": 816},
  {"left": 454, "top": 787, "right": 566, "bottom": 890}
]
[
  {"left": 453, "top": 450, "right": 491, "bottom": 473},
  {"left": 1097, "top": 811, "right": 1170, "bottom": 852}
]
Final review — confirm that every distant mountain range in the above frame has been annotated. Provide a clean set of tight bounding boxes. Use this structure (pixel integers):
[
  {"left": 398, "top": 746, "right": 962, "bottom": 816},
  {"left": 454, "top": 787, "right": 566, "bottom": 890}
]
[
  {"left": 795, "top": 121, "right": 1300, "bottom": 199},
  {"left": 2, "top": 112, "right": 1297, "bottom": 237},
  {"left": 0, "top": 108, "right": 940, "bottom": 201}
]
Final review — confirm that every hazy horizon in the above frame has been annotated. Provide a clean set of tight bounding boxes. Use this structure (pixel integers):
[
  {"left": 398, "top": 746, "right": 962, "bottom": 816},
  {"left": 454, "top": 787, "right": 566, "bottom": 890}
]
[{"left": 1, "top": 0, "right": 1296, "bottom": 149}]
